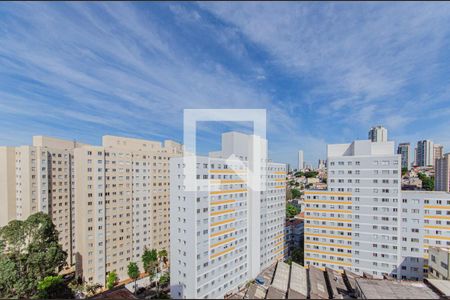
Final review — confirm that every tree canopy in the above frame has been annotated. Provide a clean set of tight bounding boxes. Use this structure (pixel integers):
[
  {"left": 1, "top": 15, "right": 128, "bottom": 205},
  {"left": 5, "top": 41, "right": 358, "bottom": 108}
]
[
  {"left": 36, "top": 275, "right": 74, "bottom": 299},
  {"left": 142, "top": 248, "right": 158, "bottom": 272},
  {"left": 291, "top": 188, "right": 301, "bottom": 199},
  {"left": 304, "top": 171, "right": 318, "bottom": 178},
  {"left": 127, "top": 262, "right": 139, "bottom": 281},
  {"left": 0, "top": 212, "right": 67, "bottom": 298},
  {"left": 418, "top": 172, "right": 434, "bottom": 191},
  {"left": 142, "top": 248, "right": 158, "bottom": 284},
  {"left": 159, "top": 272, "right": 170, "bottom": 286},
  {"left": 106, "top": 271, "right": 118, "bottom": 290},
  {"left": 294, "top": 171, "right": 318, "bottom": 178},
  {"left": 402, "top": 167, "right": 408, "bottom": 176},
  {"left": 286, "top": 203, "right": 300, "bottom": 218},
  {"left": 291, "top": 248, "right": 304, "bottom": 265},
  {"left": 158, "top": 249, "right": 168, "bottom": 268},
  {"left": 127, "top": 262, "right": 139, "bottom": 294}
]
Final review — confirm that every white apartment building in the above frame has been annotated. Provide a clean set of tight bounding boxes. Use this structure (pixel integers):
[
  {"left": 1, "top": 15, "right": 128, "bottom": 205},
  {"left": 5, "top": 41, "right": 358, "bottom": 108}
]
[
  {"left": 417, "top": 140, "right": 435, "bottom": 167},
  {"left": 74, "top": 136, "right": 182, "bottom": 285},
  {"left": 170, "top": 132, "right": 286, "bottom": 299},
  {"left": 298, "top": 150, "right": 304, "bottom": 171},
  {"left": 435, "top": 153, "right": 450, "bottom": 192},
  {"left": 368, "top": 125, "right": 388, "bottom": 143},
  {"left": 0, "top": 136, "right": 82, "bottom": 265},
  {"left": 397, "top": 142, "right": 410, "bottom": 169},
  {"left": 318, "top": 159, "right": 327, "bottom": 170},
  {"left": 304, "top": 140, "right": 450, "bottom": 281}
]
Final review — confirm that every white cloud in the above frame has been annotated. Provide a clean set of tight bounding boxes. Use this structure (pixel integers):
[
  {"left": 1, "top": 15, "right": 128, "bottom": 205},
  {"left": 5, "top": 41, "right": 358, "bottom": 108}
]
[
  {"left": 2, "top": 2, "right": 449, "bottom": 165},
  {"left": 201, "top": 2, "right": 450, "bottom": 125},
  {"left": 0, "top": 2, "right": 319, "bottom": 165}
]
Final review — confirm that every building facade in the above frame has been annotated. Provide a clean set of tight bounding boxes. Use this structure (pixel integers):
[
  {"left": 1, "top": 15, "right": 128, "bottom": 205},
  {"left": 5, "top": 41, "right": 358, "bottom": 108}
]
[
  {"left": 397, "top": 142, "right": 410, "bottom": 169},
  {"left": 417, "top": 140, "right": 435, "bottom": 167},
  {"left": 428, "top": 246, "right": 450, "bottom": 280},
  {"left": 74, "top": 136, "right": 182, "bottom": 285},
  {"left": 0, "top": 147, "right": 16, "bottom": 227},
  {"left": 318, "top": 159, "right": 327, "bottom": 170},
  {"left": 170, "top": 132, "right": 286, "bottom": 299},
  {"left": 285, "top": 219, "right": 304, "bottom": 258},
  {"left": 434, "top": 144, "right": 444, "bottom": 160},
  {"left": 0, "top": 136, "right": 82, "bottom": 265},
  {"left": 368, "top": 125, "right": 388, "bottom": 143},
  {"left": 304, "top": 140, "right": 450, "bottom": 281},
  {"left": 435, "top": 153, "right": 450, "bottom": 193},
  {"left": 298, "top": 150, "right": 304, "bottom": 171}
]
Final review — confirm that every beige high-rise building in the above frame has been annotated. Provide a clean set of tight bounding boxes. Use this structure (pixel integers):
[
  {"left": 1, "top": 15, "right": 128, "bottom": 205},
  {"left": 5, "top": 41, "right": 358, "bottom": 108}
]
[
  {"left": 0, "top": 136, "right": 82, "bottom": 266},
  {"left": 434, "top": 144, "right": 444, "bottom": 160},
  {"left": 435, "top": 153, "right": 450, "bottom": 192},
  {"left": 0, "top": 147, "right": 16, "bottom": 226},
  {"left": 74, "top": 136, "right": 182, "bottom": 285}
]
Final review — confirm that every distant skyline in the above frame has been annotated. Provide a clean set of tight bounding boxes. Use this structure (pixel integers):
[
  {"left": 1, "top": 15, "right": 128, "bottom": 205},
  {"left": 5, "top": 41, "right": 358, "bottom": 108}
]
[{"left": 1, "top": 2, "right": 450, "bottom": 166}]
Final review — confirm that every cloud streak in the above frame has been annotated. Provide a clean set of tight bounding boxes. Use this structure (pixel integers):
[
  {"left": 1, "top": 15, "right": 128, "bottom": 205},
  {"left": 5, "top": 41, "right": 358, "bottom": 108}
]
[{"left": 0, "top": 2, "right": 449, "bottom": 166}]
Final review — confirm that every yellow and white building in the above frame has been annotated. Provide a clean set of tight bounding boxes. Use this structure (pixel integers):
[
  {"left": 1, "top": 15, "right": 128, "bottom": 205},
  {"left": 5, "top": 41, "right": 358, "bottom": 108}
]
[
  {"left": 304, "top": 140, "right": 450, "bottom": 280},
  {"left": 170, "top": 132, "right": 286, "bottom": 299}
]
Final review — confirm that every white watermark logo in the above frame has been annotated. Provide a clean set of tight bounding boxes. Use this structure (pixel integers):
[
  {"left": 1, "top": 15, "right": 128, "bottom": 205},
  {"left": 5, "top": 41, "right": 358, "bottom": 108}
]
[{"left": 182, "top": 109, "right": 267, "bottom": 192}]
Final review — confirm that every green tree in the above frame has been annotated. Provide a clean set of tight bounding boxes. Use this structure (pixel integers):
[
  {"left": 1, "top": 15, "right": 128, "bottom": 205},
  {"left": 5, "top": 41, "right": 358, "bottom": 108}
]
[
  {"left": 286, "top": 203, "right": 300, "bottom": 218},
  {"left": 402, "top": 167, "right": 408, "bottom": 176},
  {"left": 127, "top": 262, "right": 140, "bottom": 294},
  {"left": 159, "top": 272, "right": 170, "bottom": 287},
  {"left": 158, "top": 249, "right": 168, "bottom": 269},
  {"left": 106, "top": 271, "right": 118, "bottom": 290},
  {"left": 35, "top": 275, "right": 74, "bottom": 299},
  {"left": 142, "top": 248, "right": 158, "bottom": 285},
  {"left": 291, "top": 188, "right": 301, "bottom": 199},
  {"left": 0, "top": 212, "right": 67, "bottom": 298},
  {"left": 294, "top": 171, "right": 305, "bottom": 178},
  {"left": 291, "top": 247, "right": 304, "bottom": 265},
  {"left": 304, "top": 171, "right": 318, "bottom": 178},
  {"left": 418, "top": 173, "right": 434, "bottom": 191},
  {"left": 142, "top": 248, "right": 158, "bottom": 272},
  {"left": 285, "top": 258, "right": 293, "bottom": 266},
  {"left": 84, "top": 283, "right": 102, "bottom": 297}
]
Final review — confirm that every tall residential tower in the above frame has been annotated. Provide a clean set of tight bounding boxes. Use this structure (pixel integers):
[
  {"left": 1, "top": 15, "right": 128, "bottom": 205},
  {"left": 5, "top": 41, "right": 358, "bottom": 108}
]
[
  {"left": 397, "top": 142, "right": 410, "bottom": 169},
  {"left": 435, "top": 153, "right": 450, "bottom": 192},
  {"left": 368, "top": 125, "right": 388, "bottom": 142},
  {"left": 304, "top": 139, "right": 450, "bottom": 280},
  {"left": 170, "top": 132, "right": 286, "bottom": 299},
  {"left": 298, "top": 150, "right": 304, "bottom": 171},
  {"left": 417, "top": 140, "right": 434, "bottom": 167},
  {"left": 0, "top": 136, "right": 82, "bottom": 265},
  {"left": 74, "top": 136, "right": 182, "bottom": 285},
  {"left": 434, "top": 144, "right": 444, "bottom": 160}
]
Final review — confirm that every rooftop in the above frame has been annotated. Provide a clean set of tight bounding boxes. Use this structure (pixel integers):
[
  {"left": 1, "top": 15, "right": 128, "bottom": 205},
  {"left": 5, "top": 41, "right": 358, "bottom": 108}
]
[
  {"left": 355, "top": 278, "right": 439, "bottom": 299},
  {"left": 90, "top": 287, "right": 138, "bottom": 299},
  {"left": 425, "top": 278, "right": 450, "bottom": 298},
  {"left": 429, "top": 246, "right": 450, "bottom": 253},
  {"left": 226, "top": 263, "right": 450, "bottom": 300}
]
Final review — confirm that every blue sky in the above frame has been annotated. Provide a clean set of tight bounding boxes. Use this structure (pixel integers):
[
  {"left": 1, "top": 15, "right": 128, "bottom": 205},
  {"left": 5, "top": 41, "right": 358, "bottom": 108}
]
[{"left": 1, "top": 2, "right": 450, "bottom": 167}]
